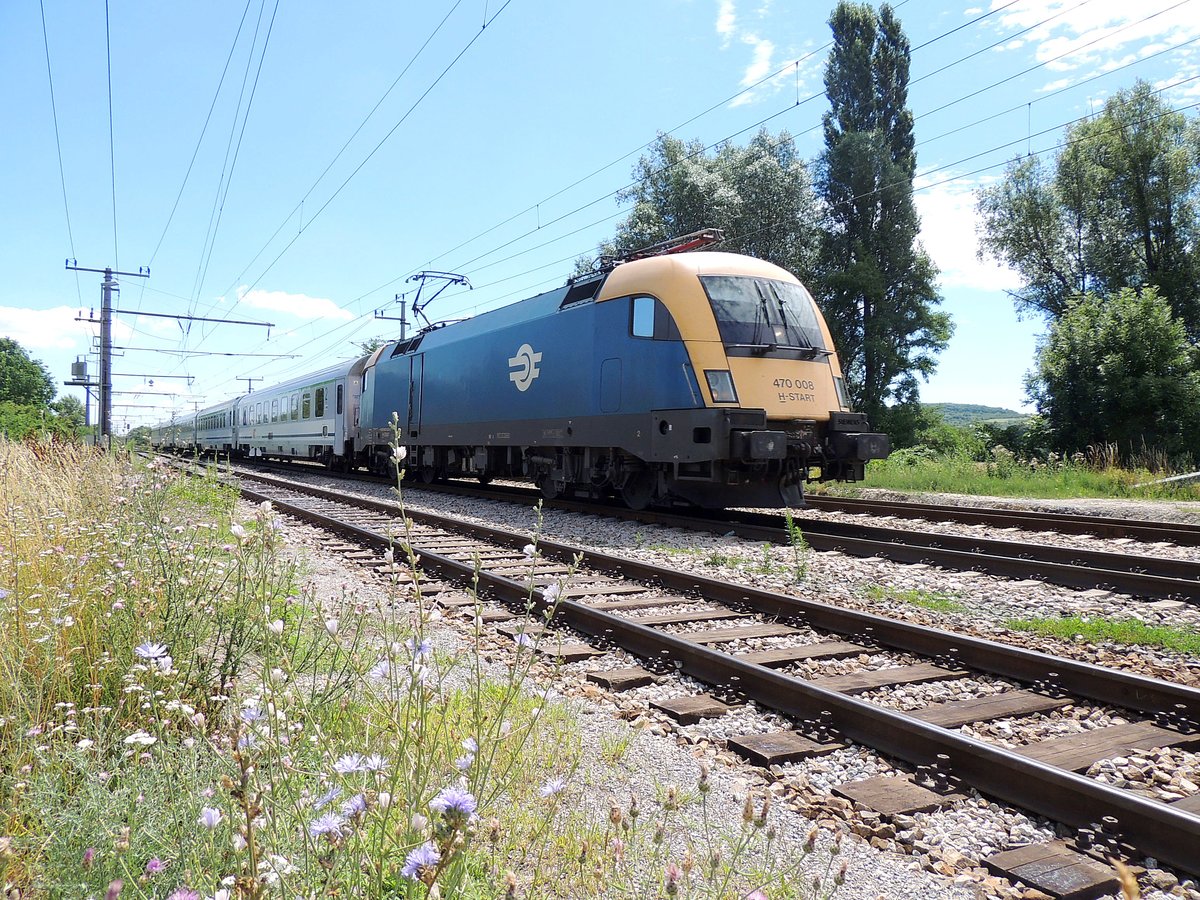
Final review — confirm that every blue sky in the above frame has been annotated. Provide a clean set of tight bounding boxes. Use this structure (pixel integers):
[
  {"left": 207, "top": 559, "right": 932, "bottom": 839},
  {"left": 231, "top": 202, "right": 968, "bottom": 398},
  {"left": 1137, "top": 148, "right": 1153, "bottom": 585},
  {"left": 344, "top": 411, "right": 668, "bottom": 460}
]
[{"left": 3, "top": 0, "right": 1198, "bottom": 431}]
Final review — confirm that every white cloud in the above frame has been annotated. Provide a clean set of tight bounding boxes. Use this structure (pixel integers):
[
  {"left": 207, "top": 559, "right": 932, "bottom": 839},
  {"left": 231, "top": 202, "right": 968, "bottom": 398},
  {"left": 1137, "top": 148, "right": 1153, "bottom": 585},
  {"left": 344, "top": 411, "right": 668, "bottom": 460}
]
[
  {"left": 0, "top": 306, "right": 95, "bottom": 351},
  {"left": 740, "top": 34, "right": 775, "bottom": 86},
  {"left": 716, "top": 0, "right": 736, "bottom": 46},
  {"left": 914, "top": 178, "right": 1024, "bottom": 293},
  {"left": 988, "top": 0, "right": 1200, "bottom": 78},
  {"left": 235, "top": 288, "right": 353, "bottom": 321},
  {"left": 1037, "top": 77, "right": 1072, "bottom": 92}
]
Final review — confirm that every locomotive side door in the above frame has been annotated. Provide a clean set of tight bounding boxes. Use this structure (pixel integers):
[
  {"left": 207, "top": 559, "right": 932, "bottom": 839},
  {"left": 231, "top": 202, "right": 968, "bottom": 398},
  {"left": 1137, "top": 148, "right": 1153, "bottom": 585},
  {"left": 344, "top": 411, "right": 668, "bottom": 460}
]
[{"left": 407, "top": 354, "right": 424, "bottom": 440}]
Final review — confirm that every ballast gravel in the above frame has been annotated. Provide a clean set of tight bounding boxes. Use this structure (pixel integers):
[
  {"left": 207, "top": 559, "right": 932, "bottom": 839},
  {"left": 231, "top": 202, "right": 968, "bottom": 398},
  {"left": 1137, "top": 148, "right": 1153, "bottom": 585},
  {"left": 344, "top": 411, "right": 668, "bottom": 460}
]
[
  {"left": 229, "top": 473, "right": 1200, "bottom": 900},
  {"left": 263, "top": 503, "right": 977, "bottom": 900}
]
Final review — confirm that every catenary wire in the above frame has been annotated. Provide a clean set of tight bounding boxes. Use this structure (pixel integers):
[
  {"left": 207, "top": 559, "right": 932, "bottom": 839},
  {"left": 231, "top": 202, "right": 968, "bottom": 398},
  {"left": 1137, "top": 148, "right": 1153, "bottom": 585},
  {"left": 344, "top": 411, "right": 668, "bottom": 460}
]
[
  {"left": 138, "top": 4, "right": 1196, "bottom": 421},
  {"left": 194, "top": 0, "right": 281, "bottom": 303}
]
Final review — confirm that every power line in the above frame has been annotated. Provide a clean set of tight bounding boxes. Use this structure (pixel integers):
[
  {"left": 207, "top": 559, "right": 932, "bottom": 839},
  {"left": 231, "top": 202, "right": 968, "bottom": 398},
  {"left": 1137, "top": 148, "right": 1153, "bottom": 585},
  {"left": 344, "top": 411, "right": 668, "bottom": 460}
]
[
  {"left": 215, "top": 0, "right": 469, "bottom": 299},
  {"left": 194, "top": 0, "right": 281, "bottom": 302},
  {"left": 135, "top": 0, "right": 257, "bottom": 315},
  {"left": 38, "top": 0, "right": 81, "bottom": 308},
  {"left": 152, "top": 2, "right": 1198, "bottom": 411},
  {"left": 189, "top": 0, "right": 272, "bottom": 307},
  {"left": 205, "top": 0, "right": 518, "bottom": 318}
]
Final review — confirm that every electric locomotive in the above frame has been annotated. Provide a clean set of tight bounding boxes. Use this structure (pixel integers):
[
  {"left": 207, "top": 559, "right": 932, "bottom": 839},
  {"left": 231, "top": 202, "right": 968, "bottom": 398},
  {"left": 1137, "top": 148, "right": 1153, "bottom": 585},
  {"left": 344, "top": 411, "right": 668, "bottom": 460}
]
[{"left": 353, "top": 240, "right": 889, "bottom": 508}]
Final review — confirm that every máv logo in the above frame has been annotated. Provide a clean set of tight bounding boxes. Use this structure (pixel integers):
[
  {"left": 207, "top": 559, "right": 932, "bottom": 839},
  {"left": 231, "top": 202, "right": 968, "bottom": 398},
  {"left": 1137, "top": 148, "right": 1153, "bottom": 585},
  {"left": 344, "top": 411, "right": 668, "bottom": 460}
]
[{"left": 507, "top": 343, "right": 542, "bottom": 392}]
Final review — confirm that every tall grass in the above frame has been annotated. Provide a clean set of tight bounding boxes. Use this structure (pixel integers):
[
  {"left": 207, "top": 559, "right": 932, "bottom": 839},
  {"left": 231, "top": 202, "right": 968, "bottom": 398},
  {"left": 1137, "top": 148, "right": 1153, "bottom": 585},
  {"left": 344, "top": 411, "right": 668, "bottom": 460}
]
[
  {"left": 833, "top": 448, "right": 1200, "bottom": 500},
  {"left": 0, "top": 439, "right": 841, "bottom": 899}
]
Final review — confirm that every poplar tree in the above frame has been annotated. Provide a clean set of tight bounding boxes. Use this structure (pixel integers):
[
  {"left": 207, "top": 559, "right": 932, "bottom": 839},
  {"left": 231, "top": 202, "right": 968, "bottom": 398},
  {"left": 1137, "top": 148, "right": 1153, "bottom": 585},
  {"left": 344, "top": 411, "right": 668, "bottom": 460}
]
[
  {"left": 815, "top": 2, "right": 951, "bottom": 436},
  {"left": 977, "top": 81, "right": 1200, "bottom": 334},
  {"left": 595, "top": 128, "right": 821, "bottom": 281}
]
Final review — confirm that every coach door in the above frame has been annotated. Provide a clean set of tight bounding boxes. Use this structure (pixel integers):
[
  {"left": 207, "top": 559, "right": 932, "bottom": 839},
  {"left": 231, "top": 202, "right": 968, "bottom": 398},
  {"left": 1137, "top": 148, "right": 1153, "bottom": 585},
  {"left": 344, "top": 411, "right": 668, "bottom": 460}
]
[{"left": 407, "top": 354, "right": 424, "bottom": 439}]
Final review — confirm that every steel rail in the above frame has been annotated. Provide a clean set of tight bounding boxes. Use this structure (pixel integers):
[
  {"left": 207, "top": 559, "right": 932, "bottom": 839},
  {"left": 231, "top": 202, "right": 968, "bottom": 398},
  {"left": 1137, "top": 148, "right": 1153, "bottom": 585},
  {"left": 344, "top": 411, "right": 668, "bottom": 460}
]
[
  {"left": 807, "top": 495, "right": 1200, "bottom": 546},
  {"left": 233, "top": 475, "right": 1200, "bottom": 873},
  {"left": 213, "top": 459, "right": 1200, "bottom": 597},
  {"left": 376, "top": 477, "right": 1200, "bottom": 602},
  {"left": 234, "top": 467, "right": 1200, "bottom": 719}
]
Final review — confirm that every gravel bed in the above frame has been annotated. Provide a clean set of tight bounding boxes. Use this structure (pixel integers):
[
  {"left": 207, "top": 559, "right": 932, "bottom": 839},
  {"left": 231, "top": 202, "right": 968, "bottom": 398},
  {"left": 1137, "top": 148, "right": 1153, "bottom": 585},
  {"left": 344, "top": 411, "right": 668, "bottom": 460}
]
[
  {"left": 838, "top": 487, "right": 1200, "bottom": 526},
  {"left": 247, "top": 486, "right": 1200, "bottom": 900},
  {"left": 788, "top": 504, "right": 1200, "bottom": 563},
  {"left": 268, "top": 502, "right": 978, "bottom": 900},
  {"left": 961, "top": 706, "right": 1133, "bottom": 747},
  {"left": 272, "top": 469, "right": 1200, "bottom": 686},
  {"left": 856, "top": 677, "right": 1010, "bottom": 710}
]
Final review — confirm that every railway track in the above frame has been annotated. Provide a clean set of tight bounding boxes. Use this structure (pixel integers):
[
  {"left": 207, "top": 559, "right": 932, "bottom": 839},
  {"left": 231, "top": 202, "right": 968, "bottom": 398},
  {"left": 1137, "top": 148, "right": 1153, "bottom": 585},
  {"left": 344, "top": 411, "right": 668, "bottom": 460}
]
[
  {"left": 181, "top": 455, "right": 1200, "bottom": 604},
  {"left": 805, "top": 494, "right": 1200, "bottom": 548},
  {"left": 212, "top": 461, "right": 1200, "bottom": 881}
]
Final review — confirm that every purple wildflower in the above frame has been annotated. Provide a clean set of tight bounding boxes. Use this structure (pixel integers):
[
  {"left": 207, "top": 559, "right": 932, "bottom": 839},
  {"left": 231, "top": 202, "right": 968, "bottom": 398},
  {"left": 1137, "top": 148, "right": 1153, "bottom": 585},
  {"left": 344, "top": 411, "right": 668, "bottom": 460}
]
[
  {"left": 367, "top": 659, "right": 391, "bottom": 681},
  {"left": 239, "top": 707, "right": 263, "bottom": 723},
  {"left": 134, "top": 641, "right": 169, "bottom": 661},
  {"left": 455, "top": 754, "right": 474, "bottom": 771},
  {"left": 166, "top": 890, "right": 200, "bottom": 900},
  {"left": 514, "top": 633, "right": 535, "bottom": 648},
  {"left": 82, "top": 847, "right": 96, "bottom": 869},
  {"left": 105, "top": 881, "right": 123, "bottom": 900},
  {"left": 400, "top": 842, "right": 441, "bottom": 880},
  {"left": 361, "top": 753, "right": 388, "bottom": 772},
  {"left": 340, "top": 793, "right": 367, "bottom": 818},
  {"left": 308, "top": 812, "right": 346, "bottom": 839},
  {"left": 462, "top": 737, "right": 478, "bottom": 754},
  {"left": 0, "top": 588, "right": 9, "bottom": 600},
  {"left": 540, "top": 777, "right": 566, "bottom": 798},
  {"left": 333, "top": 753, "right": 365, "bottom": 775},
  {"left": 197, "top": 807, "right": 222, "bottom": 829},
  {"left": 313, "top": 785, "right": 342, "bottom": 810},
  {"left": 430, "top": 786, "right": 477, "bottom": 825},
  {"left": 405, "top": 636, "right": 433, "bottom": 658},
  {"left": 144, "top": 858, "right": 166, "bottom": 876}
]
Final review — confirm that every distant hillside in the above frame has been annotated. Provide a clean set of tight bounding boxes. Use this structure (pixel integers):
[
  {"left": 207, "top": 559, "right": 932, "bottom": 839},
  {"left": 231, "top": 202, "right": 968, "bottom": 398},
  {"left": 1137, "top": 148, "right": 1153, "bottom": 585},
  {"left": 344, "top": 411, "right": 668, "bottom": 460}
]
[{"left": 924, "top": 403, "right": 1031, "bottom": 426}]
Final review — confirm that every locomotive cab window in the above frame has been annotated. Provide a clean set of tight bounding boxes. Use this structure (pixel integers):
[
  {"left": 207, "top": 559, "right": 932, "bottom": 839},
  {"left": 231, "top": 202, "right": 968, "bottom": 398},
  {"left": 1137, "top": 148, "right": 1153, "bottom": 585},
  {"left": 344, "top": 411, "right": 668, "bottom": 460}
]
[
  {"left": 629, "top": 296, "right": 681, "bottom": 341},
  {"left": 699, "top": 275, "right": 827, "bottom": 355}
]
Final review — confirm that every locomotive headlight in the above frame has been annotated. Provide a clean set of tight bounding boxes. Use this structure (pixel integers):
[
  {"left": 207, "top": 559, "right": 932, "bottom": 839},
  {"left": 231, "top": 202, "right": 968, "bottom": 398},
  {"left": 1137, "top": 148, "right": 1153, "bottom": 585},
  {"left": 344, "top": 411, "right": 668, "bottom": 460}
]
[{"left": 705, "top": 370, "right": 738, "bottom": 403}]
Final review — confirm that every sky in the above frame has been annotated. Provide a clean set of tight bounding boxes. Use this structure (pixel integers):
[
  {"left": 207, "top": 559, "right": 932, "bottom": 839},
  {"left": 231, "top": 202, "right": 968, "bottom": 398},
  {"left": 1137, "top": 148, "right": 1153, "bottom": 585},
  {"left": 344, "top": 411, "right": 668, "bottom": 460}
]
[{"left": 2, "top": 0, "right": 1199, "bottom": 432}]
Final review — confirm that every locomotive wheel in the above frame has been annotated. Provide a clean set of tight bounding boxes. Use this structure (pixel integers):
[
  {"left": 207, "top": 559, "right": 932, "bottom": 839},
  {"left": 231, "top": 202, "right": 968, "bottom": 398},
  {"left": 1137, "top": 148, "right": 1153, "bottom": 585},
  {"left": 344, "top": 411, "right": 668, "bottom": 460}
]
[
  {"left": 477, "top": 471, "right": 493, "bottom": 485},
  {"left": 537, "top": 474, "right": 560, "bottom": 500},
  {"left": 419, "top": 466, "right": 437, "bottom": 484},
  {"left": 620, "top": 471, "right": 656, "bottom": 510}
]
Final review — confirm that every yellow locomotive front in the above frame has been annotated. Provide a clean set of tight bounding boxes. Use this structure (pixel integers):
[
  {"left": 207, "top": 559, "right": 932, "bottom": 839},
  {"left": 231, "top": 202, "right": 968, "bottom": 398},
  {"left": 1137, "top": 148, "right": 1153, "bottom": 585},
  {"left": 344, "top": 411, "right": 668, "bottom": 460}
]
[{"left": 598, "top": 250, "right": 890, "bottom": 505}]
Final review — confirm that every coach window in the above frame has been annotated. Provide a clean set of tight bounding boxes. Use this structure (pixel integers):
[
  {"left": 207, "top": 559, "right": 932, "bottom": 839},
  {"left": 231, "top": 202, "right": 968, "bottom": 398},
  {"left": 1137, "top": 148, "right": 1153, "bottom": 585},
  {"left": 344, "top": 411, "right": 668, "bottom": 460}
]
[
  {"left": 302, "top": 392, "right": 311, "bottom": 419},
  {"left": 315, "top": 387, "right": 326, "bottom": 418},
  {"left": 257, "top": 402, "right": 264, "bottom": 424},
  {"left": 270, "top": 400, "right": 277, "bottom": 422},
  {"left": 336, "top": 384, "right": 343, "bottom": 415}
]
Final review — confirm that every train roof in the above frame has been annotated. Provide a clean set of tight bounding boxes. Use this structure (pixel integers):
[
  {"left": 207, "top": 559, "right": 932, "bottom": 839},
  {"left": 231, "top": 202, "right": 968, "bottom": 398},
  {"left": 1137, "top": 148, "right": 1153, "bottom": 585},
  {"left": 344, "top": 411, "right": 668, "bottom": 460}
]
[{"left": 390, "top": 251, "right": 799, "bottom": 355}]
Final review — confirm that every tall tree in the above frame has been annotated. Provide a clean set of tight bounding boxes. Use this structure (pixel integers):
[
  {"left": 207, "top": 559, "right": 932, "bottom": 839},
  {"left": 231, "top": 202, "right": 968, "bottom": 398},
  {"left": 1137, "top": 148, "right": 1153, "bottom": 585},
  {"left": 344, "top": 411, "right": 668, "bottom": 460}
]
[
  {"left": 585, "top": 128, "right": 821, "bottom": 281},
  {"left": 978, "top": 81, "right": 1200, "bottom": 332},
  {"left": 1026, "top": 286, "right": 1200, "bottom": 458},
  {"left": 0, "top": 338, "right": 56, "bottom": 407},
  {"left": 815, "top": 2, "right": 951, "bottom": 434}
]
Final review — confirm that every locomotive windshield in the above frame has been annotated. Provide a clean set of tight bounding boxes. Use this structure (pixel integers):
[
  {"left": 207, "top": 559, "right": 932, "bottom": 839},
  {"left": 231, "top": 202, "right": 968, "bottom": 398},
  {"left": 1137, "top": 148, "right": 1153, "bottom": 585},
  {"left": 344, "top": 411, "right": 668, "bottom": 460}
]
[{"left": 699, "top": 275, "right": 828, "bottom": 356}]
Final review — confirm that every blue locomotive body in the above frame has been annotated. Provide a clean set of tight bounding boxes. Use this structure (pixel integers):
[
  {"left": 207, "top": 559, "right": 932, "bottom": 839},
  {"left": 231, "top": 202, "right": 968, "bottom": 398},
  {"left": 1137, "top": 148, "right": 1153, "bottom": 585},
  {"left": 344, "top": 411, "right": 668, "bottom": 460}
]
[{"left": 152, "top": 251, "right": 889, "bottom": 508}]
